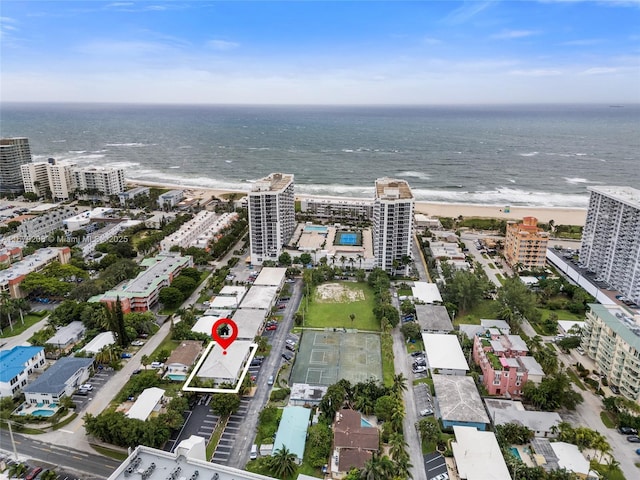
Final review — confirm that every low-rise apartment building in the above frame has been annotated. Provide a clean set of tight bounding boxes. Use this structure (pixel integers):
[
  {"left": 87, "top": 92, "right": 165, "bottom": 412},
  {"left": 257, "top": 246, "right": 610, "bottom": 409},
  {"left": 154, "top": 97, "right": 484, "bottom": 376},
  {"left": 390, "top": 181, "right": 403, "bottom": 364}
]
[
  {"left": 90, "top": 252, "right": 193, "bottom": 313},
  {"left": 0, "top": 247, "right": 72, "bottom": 298},
  {"left": 299, "top": 197, "right": 373, "bottom": 222},
  {"left": 504, "top": 216, "right": 549, "bottom": 270},
  {"left": 15, "top": 206, "right": 80, "bottom": 241},
  {"left": 157, "top": 190, "right": 184, "bottom": 209},
  {"left": 473, "top": 330, "right": 543, "bottom": 397},
  {"left": 118, "top": 186, "right": 150, "bottom": 205},
  {"left": 581, "top": 303, "right": 640, "bottom": 402},
  {"left": 0, "top": 346, "right": 46, "bottom": 398},
  {"left": 159, "top": 211, "right": 238, "bottom": 251},
  {"left": 23, "top": 356, "right": 94, "bottom": 405}
]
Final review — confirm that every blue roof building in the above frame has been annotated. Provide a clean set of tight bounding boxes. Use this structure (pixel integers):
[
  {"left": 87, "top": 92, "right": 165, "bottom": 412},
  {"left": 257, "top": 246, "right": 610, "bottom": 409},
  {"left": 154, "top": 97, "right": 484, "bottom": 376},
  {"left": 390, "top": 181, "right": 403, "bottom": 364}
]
[
  {"left": 0, "top": 346, "right": 45, "bottom": 398},
  {"left": 272, "top": 406, "right": 311, "bottom": 464}
]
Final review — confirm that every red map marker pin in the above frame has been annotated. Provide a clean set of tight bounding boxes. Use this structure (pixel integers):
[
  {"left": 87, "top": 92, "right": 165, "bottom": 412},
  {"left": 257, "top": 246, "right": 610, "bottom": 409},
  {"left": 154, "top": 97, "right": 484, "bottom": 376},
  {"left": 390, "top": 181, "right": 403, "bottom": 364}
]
[{"left": 211, "top": 318, "right": 238, "bottom": 355}]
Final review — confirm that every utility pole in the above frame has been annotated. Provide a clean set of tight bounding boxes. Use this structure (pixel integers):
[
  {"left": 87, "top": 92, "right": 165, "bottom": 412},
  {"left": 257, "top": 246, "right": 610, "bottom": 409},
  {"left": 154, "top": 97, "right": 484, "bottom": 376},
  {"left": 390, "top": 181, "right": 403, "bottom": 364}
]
[{"left": 7, "top": 420, "right": 19, "bottom": 461}]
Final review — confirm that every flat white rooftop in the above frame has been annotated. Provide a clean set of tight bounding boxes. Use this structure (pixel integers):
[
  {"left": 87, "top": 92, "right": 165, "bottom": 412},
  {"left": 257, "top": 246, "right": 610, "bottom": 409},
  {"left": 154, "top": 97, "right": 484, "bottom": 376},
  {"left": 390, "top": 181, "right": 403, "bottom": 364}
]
[
  {"left": 432, "top": 374, "right": 490, "bottom": 425},
  {"left": 422, "top": 333, "right": 469, "bottom": 371},
  {"left": 81, "top": 331, "right": 115, "bottom": 354},
  {"left": 126, "top": 387, "right": 165, "bottom": 421},
  {"left": 588, "top": 185, "right": 640, "bottom": 209},
  {"left": 197, "top": 340, "right": 252, "bottom": 382},
  {"left": 452, "top": 426, "right": 510, "bottom": 480},
  {"left": 412, "top": 282, "right": 443, "bottom": 304},
  {"left": 253, "top": 267, "right": 287, "bottom": 286},
  {"left": 241, "top": 285, "right": 278, "bottom": 309}
]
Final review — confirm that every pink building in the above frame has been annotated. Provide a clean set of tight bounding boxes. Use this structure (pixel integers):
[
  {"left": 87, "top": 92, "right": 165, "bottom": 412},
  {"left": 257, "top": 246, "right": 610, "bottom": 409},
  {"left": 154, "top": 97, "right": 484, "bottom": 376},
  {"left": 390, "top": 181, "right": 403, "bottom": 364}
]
[{"left": 472, "top": 330, "right": 542, "bottom": 398}]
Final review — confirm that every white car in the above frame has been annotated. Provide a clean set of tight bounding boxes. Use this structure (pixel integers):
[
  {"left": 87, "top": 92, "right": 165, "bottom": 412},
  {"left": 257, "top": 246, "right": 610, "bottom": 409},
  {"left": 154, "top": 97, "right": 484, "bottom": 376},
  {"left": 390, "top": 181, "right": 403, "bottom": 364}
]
[
  {"left": 150, "top": 362, "right": 164, "bottom": 369},
  {"left": 79, "top": 384, "right": 93, "bottom": 391},
  {"left": 131, "top": 340, "right": 145, "bottom": 346},
  {"left": 413, "top": 366, "right": 427, "bottom": 374}
]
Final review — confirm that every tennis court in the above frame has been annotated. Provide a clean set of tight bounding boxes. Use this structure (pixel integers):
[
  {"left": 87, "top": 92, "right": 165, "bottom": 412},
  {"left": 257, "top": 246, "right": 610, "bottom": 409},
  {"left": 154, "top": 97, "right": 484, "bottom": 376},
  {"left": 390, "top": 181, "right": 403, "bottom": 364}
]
[
  {"left": 334, "top": 230, "right": 362, "bottom": 246},
  {"left": 290, "top": 330, "right": 382, "bottom": 386}
]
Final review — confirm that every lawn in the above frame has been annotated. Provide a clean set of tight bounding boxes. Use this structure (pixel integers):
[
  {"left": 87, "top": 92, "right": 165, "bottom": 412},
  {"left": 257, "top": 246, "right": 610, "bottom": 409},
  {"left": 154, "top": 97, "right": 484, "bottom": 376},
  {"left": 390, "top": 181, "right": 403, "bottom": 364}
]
[
  {"left": 454, "top": 300, "right": 501, "bottom": 326},
  {"left": 537, "top": 307, "right": 585, "bottom": 322},
  {"left": 0, "top": 311, "right": 48, "bottom": 338},
  {"left": 566, "top": 369, "right": 586, "bottom": 391},
  {"left": 302, "top": 282, "right": 378, "bottom": 331},
  {"left": 600, "top": 411, "right": 616, "bottom": 429}
]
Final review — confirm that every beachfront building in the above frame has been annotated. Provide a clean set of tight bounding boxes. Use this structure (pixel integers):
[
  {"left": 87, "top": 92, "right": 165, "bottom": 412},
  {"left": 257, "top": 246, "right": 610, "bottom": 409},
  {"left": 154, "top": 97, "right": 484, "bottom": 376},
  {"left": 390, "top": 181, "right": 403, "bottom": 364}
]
[
  {"left": 0, "top": 346, "right": 46, "bottom": 398},
  {"left": 248, "top": 173, "right": 295, "bottom": 265},
  {"left": 107, "top": 436, "right": 277, "bottom": 480},
  {"left": 23, "top": 356, "right": 94, "bottom": 405},
  {"left": 0, "top": 247, "right": 72, "bottom": 298},
  {"left": 372, "top": 177, "right": 414, "bottom": 273},
  {"left": 90, "top": 252, "right": 193, "bottom": 313},
  {"left": 504, "top": 216, "right": 549, "bottom": 270},
  {"left": 473, "top": 330, "right": 543, "bottom": 397},
  {"left": 299, "top": 197, "right": 374, "bottom": 222},
  {"left": 159, "top": 211, "right": 238, "bottom": 251},
  {"left": 20, "top": 159, "right": 76, "bottom": 201},
  {"left": 1, "top": 137, "right": 32, "bottom": 194},
  {"left": 157, "top": 189, "right": 184, "bottom": 209},
  {"left": 430, "top": 241, "right": 469, "bottom": 271},
  {"left": 62, "top": 207, "right": 112, "bottom": 232},
  {"left": 118, "top": 186, "right": 150, "bottom": 205},
  {"left": 72, "top": 166, "right": 126, "bottom": 196},
  {"left": 580, "top": 186, "right": 640, "bottom": 306},
  {"left": 580, "top": 303, "right": 640, "bottom": 402}
]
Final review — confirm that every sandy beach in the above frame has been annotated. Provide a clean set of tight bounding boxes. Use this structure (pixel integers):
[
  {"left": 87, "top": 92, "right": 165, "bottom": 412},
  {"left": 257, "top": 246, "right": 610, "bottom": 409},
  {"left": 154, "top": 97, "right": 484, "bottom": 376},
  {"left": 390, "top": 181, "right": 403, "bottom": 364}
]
[{"left": 128, "top": 179, "right": 587, "bottom": 226}]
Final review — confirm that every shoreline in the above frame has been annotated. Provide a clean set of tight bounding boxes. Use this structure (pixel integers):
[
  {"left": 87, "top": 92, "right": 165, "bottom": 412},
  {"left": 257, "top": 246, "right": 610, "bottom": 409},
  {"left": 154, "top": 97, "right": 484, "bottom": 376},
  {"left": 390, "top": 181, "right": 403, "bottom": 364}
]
[{"left": 127, "top": 179, "right": 587, "bottom": 226}]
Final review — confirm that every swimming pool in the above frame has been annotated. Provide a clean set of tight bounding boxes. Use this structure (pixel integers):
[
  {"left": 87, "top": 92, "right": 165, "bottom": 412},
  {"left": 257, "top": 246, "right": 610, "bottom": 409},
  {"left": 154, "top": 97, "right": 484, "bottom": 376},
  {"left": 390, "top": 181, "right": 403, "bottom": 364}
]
[
  {"left": 304, "top": 225, "right": 328, "bottom": 233},
  {"left": 31, "top": 409, "right": 55, "bottom": 417},
  {"left": 361, "top": 417, "right": 373, "bottom": 427},
  {"left": 509, "top": 447, "right": 522, "bottom": 461}
]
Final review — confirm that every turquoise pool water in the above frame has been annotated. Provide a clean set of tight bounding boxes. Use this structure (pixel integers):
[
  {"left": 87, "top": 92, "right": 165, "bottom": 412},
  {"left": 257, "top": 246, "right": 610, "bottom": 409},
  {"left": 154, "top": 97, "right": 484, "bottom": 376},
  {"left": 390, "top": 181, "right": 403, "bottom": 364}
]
[
  {"left": 510, "top": 447, "right": 522, "bottom": 460},
  {"left": 304, "top": 225, "right": 328, "bottom": 233},
  {"left": 361, "top": 418, "right": 373, "bottom": 427},
  {"left": 167, "top": 374, "right": 187, "bottom": 381},
  {"left": 31, "top": 409, "right": 55, "bottom": 417}
]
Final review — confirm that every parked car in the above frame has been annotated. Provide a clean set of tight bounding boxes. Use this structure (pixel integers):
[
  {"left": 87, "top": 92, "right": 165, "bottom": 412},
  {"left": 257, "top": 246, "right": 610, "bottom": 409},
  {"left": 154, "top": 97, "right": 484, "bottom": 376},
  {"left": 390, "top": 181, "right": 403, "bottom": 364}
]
[
  {"left": 266, "top": 325, "right": 277, "bottom": 331},
  {"left": 121, "top": 352, "right": 132, "bottom": 358},
  {"left": 576, "top": 347, "right": 585, "bottom": 355},
  {"left": 131, "top": 369, "right": 142, "bottom": 376},
  {"left": 413, "top": 359, "right": 427, "bottom": 368},
  {"left": 267, "top": 375, "right": 274, "bottom": 385},
  {"left": 627, "top": 435, "right": 640, "bottom": 443},
  {"left": 25, "top": 467, "right": 43, "bottom": 480},
  {"left": 413, "top": 366, "right": 427, "bottom": 374},
  {"left": 636, "top": 448, "right": 640, "bottom": 455},
  {"left": 150, "top": 362, "right": 164, "bottom": 369},
  {"left": 619, "top": 426, "right": 638, "bottom": 435},
  {"left": 410, "top": 351, "right": 425, "bottom": 357},
  {"left": 286, "top": 339, "right": 296, "bottom": 346},
  {"left": 76, "top": 388, "right": 89, "bottom": 396},
  {"left": 250, "top": 359, "right": 263, "bottom": 367},
  {"left": 131, "top": 340, "right": 145, "bottom": 346},
  {"left": 285, "top": 344, "right": 296, "bottom": 352},
  {"left": 282, "top": 353, "right": 293, "bottom": 361},
  {"left": 420, "top": 408, "right": 434, "bottom": 416},
  {"left": 79, "top": 384, "right": 93, "bottom": 391},
  {"left": 611, "top": 385, "right": 621, "bottom": 394}
]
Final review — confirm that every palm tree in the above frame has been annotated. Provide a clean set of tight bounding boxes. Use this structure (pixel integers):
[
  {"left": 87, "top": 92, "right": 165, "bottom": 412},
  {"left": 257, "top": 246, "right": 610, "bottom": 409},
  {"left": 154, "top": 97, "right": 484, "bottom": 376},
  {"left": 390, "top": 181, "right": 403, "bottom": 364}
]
[
  {"left": 8, "top": 462, "right": 28, "bottom": 478},
  {"left": 40, "top": 470, "right": 58, "bottom": 480},
  {"left": 357, "top": 253, "right": 364, "bottom": 270},
  {"left": 141, "top": 354, "right": 151, "bottom": 370},
  {"left": 388, "top": 432, "right": 408, "bottom": 459},
  {"left": 361, "top": 453, "right": 395, "bottom": 480},
  {"left": 391, "top": 373, "right": 408, "bottom": 397},
  {"left": 269, "top": 446, "right": 298, "bottom": 479},
  {"left": 0, "top": 291, "right": 15, "bottom": 332},
  {"left": 340, "top": 255, "right": 347, "bottom": 270},
  {"left": 348, "top": 257, "right": 356, "bottom": 270}
]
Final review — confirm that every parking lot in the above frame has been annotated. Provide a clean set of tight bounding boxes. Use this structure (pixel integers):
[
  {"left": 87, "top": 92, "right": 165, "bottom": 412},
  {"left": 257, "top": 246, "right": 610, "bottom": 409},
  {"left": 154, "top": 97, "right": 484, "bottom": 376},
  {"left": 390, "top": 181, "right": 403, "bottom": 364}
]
[
  {"left": 70, "top": 367, "right": 113, "bottom": 410},
  {"left": 165, "top": 401, "right": 220, "bottom": 453},
  {"left": 211, "top": 398, "right": 251, "bottom": 464},
  {"left": 413, "top": 383, "right": 434, "bottom": 417}
]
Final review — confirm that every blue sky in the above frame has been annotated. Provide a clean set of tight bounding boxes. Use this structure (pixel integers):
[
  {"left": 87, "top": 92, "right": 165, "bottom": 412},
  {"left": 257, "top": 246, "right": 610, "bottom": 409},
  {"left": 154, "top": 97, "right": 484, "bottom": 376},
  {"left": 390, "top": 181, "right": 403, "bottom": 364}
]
[{"left": 1, "top": 1, "right": 639, "bottom": 104}]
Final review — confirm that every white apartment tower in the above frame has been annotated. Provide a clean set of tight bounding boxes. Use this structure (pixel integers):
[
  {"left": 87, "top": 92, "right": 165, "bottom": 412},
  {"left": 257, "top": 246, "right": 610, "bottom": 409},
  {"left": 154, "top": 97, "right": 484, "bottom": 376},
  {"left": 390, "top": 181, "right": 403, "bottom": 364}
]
[
  {"left": 20, "top": 159, "right": 76, "bottom": 201},
  {"left": 580, "top": 186, "right": 640, "bottom": 305},
  {"left": 248, "top": 173, "right": 295, "bottom": 265},
  {"left": 73, "top": 166, "right": 126, "bottom": 195},
  {"left": 373, "top": 177, "right": 414, "bottom": 273},
  {"left": 20, "top": 162, "right": 50, "bottom": 197},
  {"left": 1, "top": 137, "right": 32, "bottom": 194}
]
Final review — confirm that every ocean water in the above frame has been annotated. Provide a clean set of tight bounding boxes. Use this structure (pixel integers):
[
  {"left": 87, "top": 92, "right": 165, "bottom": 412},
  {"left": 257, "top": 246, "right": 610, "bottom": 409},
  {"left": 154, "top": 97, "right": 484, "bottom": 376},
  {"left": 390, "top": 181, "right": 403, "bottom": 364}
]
[{"left": 1, "top": 103, "right": 639, "bottom": 207}]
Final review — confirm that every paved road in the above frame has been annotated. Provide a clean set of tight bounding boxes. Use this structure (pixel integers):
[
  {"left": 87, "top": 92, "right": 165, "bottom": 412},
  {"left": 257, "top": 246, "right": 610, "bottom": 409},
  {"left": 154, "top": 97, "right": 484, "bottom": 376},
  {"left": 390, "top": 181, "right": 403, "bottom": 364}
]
[
  {"left": 225, "top": 278, "right": 302, "bottom": 469},
  {"left": 391, "top": 325, "right": 427, "bottom": 480},
  {"left": 0, "top": 430, "right": 120, "bottom": 479}
]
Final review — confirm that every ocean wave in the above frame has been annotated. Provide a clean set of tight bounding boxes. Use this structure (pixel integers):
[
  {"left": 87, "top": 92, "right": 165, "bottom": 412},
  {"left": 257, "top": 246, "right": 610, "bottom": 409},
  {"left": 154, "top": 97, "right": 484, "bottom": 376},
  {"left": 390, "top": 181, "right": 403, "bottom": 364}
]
[
  {"left": 51, "top": 139, "right": 66, "bottom": 143},
  {"left": 397, "top": 171, "right": 431, "bottom": 181},
  {"left": 563, "top": 177, "right": 590, "bottom": 185},
  {"left": 519, "top": 152, "right": 539, "bottom": 157},
  {"left": 103, "top": 142, "right": 152, "bottom": 147}
]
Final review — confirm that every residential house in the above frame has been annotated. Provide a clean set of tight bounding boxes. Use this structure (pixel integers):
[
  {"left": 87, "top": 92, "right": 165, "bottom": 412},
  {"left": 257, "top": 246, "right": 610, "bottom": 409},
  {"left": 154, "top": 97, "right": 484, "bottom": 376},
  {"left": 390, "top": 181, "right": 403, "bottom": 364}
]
[
  {"left": 331, "top": 409, "right": 379, "bottom": 478},
  {"left": 165, "top": 341, "right": 203, "bottom": 381},
  {"left": 126, "top": 387, "right": 166, "bottom": 421},
  {"left": 272, "top": 406, "right": 311, "bottom": 464},
  {"left": 22, "top": 357, "right": 93, "bottom": 404},
  {"left": 0, "top": 346, "right": 46, "bottom": 398}
]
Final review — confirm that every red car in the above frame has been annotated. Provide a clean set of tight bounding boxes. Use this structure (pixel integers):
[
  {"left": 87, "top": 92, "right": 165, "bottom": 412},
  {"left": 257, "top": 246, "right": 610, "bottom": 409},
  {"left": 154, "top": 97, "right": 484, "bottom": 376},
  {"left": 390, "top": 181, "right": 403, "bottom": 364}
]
[
  {"left": 266, "top": 325, "right": 277, "bottom": 331},
  {"left": 26, "top": 467, "right": 43, "bottom": 480}
]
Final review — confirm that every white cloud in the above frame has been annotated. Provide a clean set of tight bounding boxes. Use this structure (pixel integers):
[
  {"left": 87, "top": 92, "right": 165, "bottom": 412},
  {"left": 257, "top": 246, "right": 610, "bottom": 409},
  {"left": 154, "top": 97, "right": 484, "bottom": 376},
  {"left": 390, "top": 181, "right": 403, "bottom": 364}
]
[
  {"left": 422, "top": 37, "right": 442, "bottom": 45},
  {"left": 509, "top": 69, "right": 562, "bottom": 76},
  {"left": 561, "top": 39, "right": 604, "bottom": 46},
  {"left": 580, "top": 67, "right": 620, "bottom": 75},
  {"left": 207, "top": 39, "right": 240, "bottom": 51},
  {"left": 444, "top": 1, "right": 496, "bottom": 25},
  {"left": 492, "top": 30, "right": 540, "bottom": 39}
]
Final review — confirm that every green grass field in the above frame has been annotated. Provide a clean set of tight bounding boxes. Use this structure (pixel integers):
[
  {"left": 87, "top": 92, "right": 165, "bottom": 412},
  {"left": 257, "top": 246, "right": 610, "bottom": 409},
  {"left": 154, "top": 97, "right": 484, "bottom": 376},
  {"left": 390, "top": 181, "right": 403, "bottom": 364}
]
[
  {"left": 302, "top": 282, "right": 379, "bottom": 331},
  {"left": 0, "top": 311, "right": 48, "bottom": 338},
  {"left": 454, "top": 300, "right": 501, "bottom": 326}
]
